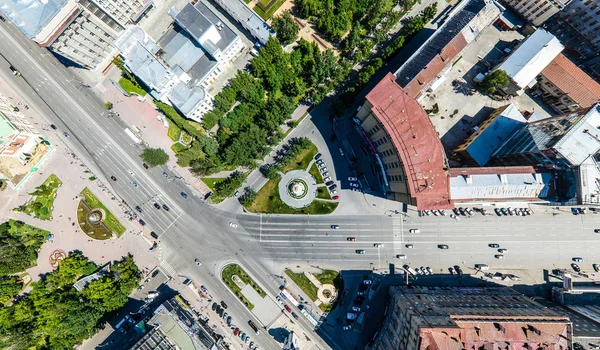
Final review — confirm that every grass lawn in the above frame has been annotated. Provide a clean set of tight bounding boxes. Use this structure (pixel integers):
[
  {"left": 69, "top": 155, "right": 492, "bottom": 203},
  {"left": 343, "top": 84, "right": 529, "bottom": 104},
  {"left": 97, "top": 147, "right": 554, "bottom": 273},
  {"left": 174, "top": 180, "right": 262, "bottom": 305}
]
[
  {"left": 167, "top": 123, "right": 181, "bottom": 142},
  {"left": 308, "top": 163, "right": 323, "bottom": 184},
  {"left": 315, "top": 270, "right": 339, "bottom": 285},
  {"left": 281, "top": 144, "right": 318, "bottom": 173},
  {"left": 316, "top": 187, "right": 331, "bottom": 200},
  {"left": 118, "top": 76, "right": 147, "bottom": 96},
  {"left": 20, "top": 174, "right": 62, "bottom": 220},
  {"left": 222, "top": 264, "right": 267, "bottom": 310},
  {"left": 253, "top": 0, "right": 286, "bottom": 20},
  {"left": 201, "top": 178, "right": 226, "bottom": 192},
  {"left": 171, "top": 143, "right": 188, "bottom": 154},
  {"left": 80, "top": 188, "right": 126, "bottom": 237},
  {"left": 246, "top": 179, "right": 338, "bottom": 214},
  {"left": 285, "top": 269, "right": 318, "bottom": 301}
]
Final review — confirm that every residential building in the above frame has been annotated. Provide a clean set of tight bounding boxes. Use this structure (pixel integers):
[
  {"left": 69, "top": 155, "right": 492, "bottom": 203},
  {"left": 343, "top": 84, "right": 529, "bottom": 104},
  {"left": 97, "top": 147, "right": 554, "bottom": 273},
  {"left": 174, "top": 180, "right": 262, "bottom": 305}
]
[
  {"left": 77, "top": 0, "right": 152, "bottom": 28},
  {"left": 394, "top": 0, "right": 501, "bottom": 100},
  {"left": 115, "top": 0, "right": 245, "bottom": 122},
  {"left": 494, "top": 28, "right": 564, "bottom": 96},
  {"left": 450, "top": 166, "right": 552, "bottom": 204},
  {"left": 131, "top": 296, "right": 223, "bottom": 349},
  {"left": 491, "top": 103, "right": 600, "bottom": 169},
  {"left": 502, "top": 0, "right": 571, "bottom": 26},
  {"left": 212, "top": 0, "right": 274, "bottom": 44},
  {"left": 368, "top": 286, "right": 572, "bottom": 350},
  {"left": 356, "top": 73, "right": 454, "bottom": 210},
  {"left": 536, "top": 53, "right": 600, "bottom": 114},
  {"left": 0, "top": 112, "right": 44, "bottom": 166},
  {"left": 282, "top": 332, "right": 300, "bottom": 350},
  {"left": 454, "top": 103, "right": 528, "bottom": 166}
]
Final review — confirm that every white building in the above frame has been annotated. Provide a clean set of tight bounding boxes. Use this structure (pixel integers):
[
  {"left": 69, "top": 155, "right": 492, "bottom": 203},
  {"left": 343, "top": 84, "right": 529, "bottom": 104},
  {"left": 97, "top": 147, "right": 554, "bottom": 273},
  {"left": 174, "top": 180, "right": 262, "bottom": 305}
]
[
  {"left": 503, "top": 0, "right": 571, "bottom": 26},
  {"left": 115, "top": 0, "right": 245, "bottom": 122},
  {"left": 213, "top": 0, "right": 273, "bottom": 44}
]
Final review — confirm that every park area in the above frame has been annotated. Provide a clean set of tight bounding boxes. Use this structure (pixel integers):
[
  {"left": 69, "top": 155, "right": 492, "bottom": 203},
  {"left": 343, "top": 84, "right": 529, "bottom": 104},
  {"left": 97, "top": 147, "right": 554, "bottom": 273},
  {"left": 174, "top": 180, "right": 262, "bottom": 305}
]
[
  {"left": 221, "top": 264, "right": 267, "bottom": 310},
  {"left": 253, "top": 0, "right": 286, "bottom": 20},
  {"left": 78, "top": 187, "right": 126, "bottom": 239},
  {"left": 17, "top": 174, "right": 62, "bottom": 220},
  {"left": 285, "top": 269, "right": 342, "bottom": 312}
]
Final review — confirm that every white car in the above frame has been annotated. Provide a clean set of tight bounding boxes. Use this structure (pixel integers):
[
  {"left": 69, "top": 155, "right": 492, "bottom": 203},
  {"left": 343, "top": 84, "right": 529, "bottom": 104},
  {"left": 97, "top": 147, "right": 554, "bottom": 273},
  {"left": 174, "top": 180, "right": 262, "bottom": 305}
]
[
  {"left": 323, "top": 176, "right": 331, "bottom": 182},
  {"left": 320, "top": 167, "right": 328, "bottom": 172},
  {"left": 396, "top": 254, "right": 407, "bottom": 259},
  {"left": 350, "top": 182, "right": 360, "bottom": 188},
  {"left": 318, "top": 162, "right": 326, "bottom": 168},
  {"left": 343, "top": 325, "right": 352, "bottom": 331},
  {"left": 374, "top": 243, "right": 383, "bottom": 248},
  {"left": 426, "top": 267, "right": 433, "bottom": 274},
  {"left": 339, "top": 148, "right": 345, "bottom": 156},
  {"left": 408, "top": 229, "right": 420, "bottom": 233},
  {"left": 330, "top": 189, "right": 338, "bottom": 195},
  {"left": 405, "top": 244, "right": 414, "bottom": 249},
  {"left": 348, "top": 177, "right": 358, "bottom": 181},
  {"left": 439, "top": 210, "right": 446, "bottom": 216},
  {"left": 229, "top": 222, "right": 238, "bottom": 228},
  {"left": 322, "top": 172, "right": 330, "bottom": 177},
  {"left": 351, "top": 188, "right": 361, "bottom": 192},
  {"left": 495, "top": 254, "right": 504, "bottom": 259}
]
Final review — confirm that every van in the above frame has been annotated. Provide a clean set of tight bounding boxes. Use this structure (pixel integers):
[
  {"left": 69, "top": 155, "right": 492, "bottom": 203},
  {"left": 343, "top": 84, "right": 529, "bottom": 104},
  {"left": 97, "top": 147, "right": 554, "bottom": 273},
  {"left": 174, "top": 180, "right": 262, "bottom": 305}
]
[
  {"left": 409, "top": 229, "right": 420, "bottom": 233},
  {"left": 475, "top": 264, "right": 489, "bottom": 271},
  {"left": 248, "top": 320, "right": 260, "bottom": 335}
]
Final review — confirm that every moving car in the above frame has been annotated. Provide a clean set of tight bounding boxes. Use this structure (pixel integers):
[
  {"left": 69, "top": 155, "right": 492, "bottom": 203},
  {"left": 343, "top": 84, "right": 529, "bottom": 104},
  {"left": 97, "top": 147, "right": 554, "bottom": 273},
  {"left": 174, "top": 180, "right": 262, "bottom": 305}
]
[
  {"left": 405, "top": 244, "right": 414, "bottom": 249},
  {"left": 153, "top": 203, "right": 161, "bottom": 209},
  {"left": 110, "top": 176, "right": 117, "bottom": 181},
  {"left": 396, "top": 254, "right": 406, "bottom": 259},
  {"left": 135, "top": 206, "right": 143, "bottom": 213},
  {"left": 495, "top": 254, "right": 504, "bottom": 259},
  {"left": 488, "top": 243, "right": 500, "bottom": 248},
  {"left": 291, "top": 312, "right": 298, "bottom": 319},
  {"left": 0, "top": 16, "right": 5, "bottom": 22},
  {"left": 438, "top": 244, "right": 449, "bottom": 249},
  {"left": 50, "top": 124, "right": 57, "bottom": 130},
  {"left": 284, "top": 305, "right": 291, "bottom": 312},
  {"left": 143, "top": 163, "right": 149, "bottom": 169},
  {"left": 194, "top": 259, "right": 201, "bottom": 265},
  {"left": 180, "top": 192, "right": 188, "bottom": 198},
  {"left": 248, "top": 320, "right": 260, "bottom": 335},
  {"left": 593, "top": 264, "right": 599, "bottom": 272},
  {"left": 571, "top": 263, "right": 581, "bottom": 272},
  {"left": 347, "top": 237, "right": 356, "bottom": 241},
  {"left": 594, "top": 229, "right": 600, "bottom": 233},
  {"left": 573, "top": 257, "right": 584, "bottom": 262},
  {"left": 331, "top": 225, "right": 340, "bottom": 229},
  {"left": 138, "top": 219, "right": 146, "bottom": 226},
  {"left": 498, "top": 248, "right": 508, "bottom": 253},
  {"left": 356, "top": 250, "right": 365, "bottom": 254},
  {"left": 229, "top": 222, "right": 238, "bottom": 228},
  {"left": 150, "top": 231, "right": 158, "bottom": 239},
  {"left": 149, "top": 242, "right": 158, "bottom": 251},
  {"left": 374, "top": 243, "right": 383, "bottom": 248},
  {"left": 162, "top": 204, "right": 170, "bottom": 211},
  {"left": 220, "top": 301, "right": 228, "bottom": 309}
]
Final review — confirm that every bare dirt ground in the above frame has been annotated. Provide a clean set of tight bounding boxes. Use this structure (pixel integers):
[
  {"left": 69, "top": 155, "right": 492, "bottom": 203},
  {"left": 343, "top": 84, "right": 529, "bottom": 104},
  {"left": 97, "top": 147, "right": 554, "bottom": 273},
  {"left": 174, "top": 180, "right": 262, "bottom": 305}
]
[{"left": 0, "top": 142, "right": 51, "bottom": 186}]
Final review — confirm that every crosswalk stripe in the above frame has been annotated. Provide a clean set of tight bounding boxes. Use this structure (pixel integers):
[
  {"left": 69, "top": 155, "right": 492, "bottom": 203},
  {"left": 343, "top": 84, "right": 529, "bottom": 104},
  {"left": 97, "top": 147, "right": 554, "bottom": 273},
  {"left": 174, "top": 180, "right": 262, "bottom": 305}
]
[
  {"left": 95, "top": 83, "right": 106, "bottom": 93},
  {"left": 160, "top": 260, "right": 177, "bottom": 276}
]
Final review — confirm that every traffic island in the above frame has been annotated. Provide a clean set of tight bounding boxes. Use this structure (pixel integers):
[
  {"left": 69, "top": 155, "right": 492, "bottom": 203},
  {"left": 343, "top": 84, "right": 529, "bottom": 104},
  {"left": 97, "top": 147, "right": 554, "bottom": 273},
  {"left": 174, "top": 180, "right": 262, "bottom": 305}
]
[
  {"left": 77, "top": 187, "right": 125, "bottom": 239},
  {"left": 284, "top": 269, "right": 342, "bottom": 312}
]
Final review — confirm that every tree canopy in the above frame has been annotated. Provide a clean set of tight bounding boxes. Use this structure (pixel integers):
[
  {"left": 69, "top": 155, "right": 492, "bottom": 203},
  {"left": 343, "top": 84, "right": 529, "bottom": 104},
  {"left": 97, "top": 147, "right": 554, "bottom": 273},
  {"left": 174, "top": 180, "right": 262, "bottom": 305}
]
[
  {"left": 481, "top": 69, "right": 510, "bottom": 94},
  {"left": 140, "top": 148, "right": 169, "bottom": 167},
  {"left": 272, "top": 11, "right": 300, "bottom": 45}
]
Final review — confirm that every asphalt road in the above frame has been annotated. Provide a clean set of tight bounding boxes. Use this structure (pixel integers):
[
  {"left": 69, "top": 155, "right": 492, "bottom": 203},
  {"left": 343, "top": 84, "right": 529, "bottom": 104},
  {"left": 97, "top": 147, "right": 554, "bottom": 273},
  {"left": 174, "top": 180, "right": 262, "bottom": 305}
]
[{"left": 3, "top": 15, "right": 600, "bottom": 350}]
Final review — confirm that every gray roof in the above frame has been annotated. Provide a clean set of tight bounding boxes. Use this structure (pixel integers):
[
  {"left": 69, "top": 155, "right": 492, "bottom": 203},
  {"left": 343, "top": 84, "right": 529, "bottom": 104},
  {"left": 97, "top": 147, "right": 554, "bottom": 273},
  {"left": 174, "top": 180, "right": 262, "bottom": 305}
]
[
  {"left": 0, "top": 0, "right": 68, "bottom": 38},
  {"left": 214, "top": 0, "right": 273, "bottom": 44},
  {"left": 394, "top": 0, "right": 488, "bottom": 87},
  {"left": 160, "top": 28, "right": 206, "bottom": 73},
  {"left": 450, "top": 171, "right": 551, "bottom": 201},
  {"left": 126, "top": 42, "right": 172, "bottom": 94},
  {"left": 174, "top": 3, "right": 213, "bottom": 43},
  {"left": 169, "top": 83, "right": 206, "bottom": 115}
]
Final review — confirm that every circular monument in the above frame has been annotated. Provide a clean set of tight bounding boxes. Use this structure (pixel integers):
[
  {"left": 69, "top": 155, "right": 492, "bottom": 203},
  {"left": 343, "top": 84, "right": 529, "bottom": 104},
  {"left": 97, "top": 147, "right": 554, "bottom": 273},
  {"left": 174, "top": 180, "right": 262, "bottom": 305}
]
[
  {"left": 278, "top": 170, "right": 317, "bottom": 208},
  {"left": 288, "top": 179, "right": 308, "bottom": 199}
]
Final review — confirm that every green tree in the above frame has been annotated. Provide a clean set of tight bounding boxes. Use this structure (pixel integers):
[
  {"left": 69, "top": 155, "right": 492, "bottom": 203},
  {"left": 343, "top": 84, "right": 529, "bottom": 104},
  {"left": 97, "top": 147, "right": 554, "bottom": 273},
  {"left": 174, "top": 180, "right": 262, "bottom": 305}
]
[
  {"left": 140, "top": 148, "right": 169, "bottom": 167},
  {"left": 214, "top": 87, "right": 237, "bottom": 112},
  {"left": 342, "top": 22, "right": 362, "bottom": 53},
  {"left": 190, "top": 158, "right": 221, "bottom": 177},
  {"left": 201, "top": 108, "right": 224, "bottom": 130},
  {"left": 422, "top": 3, "right": 437, "bottom": 21},
  {"left": 481, "top": 69, "right": 510, "bottom": 94},
  {"left": 221, "top": 126, "right": 268, "bottom": 167},
  {"left": 239, "top": 188, "right": 257, "bottom": 206},
  {"left": 0, "top": 276, "right": 21, "bottom": 304},
  {"left": 295, "top": 0, "right": 323, "bottom": 18},
  {"left": 104, "top": 101, "right": 113, "bottom": 110},
  {"left": 272, "top": 11, "right": 300, "bottom": 45},
  {"left": 30, "top": 184, "right": 53, "bottom": 197},
  {"left": 214, "top": 172, "right": 246, "bottom": 198}
]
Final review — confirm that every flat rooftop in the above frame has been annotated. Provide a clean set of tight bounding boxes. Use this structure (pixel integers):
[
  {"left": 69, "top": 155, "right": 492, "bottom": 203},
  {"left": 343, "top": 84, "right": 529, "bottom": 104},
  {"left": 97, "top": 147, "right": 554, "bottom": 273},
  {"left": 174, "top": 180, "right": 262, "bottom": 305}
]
[
  {"left": 0, "top": 0, "right": 68, "bottom": 38},
  {"left": 366, "top": 73, "right": 453, "bottom": 210}
]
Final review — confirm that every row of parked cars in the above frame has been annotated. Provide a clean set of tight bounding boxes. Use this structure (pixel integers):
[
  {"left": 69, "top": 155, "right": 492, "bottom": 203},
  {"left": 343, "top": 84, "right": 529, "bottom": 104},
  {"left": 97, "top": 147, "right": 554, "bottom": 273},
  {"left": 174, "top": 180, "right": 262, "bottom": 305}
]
[
  {"left": 211, "top": 302, "right": 259, "bottom": 349},
  {"left": 494, "top": 207, "right": 532, "bottom": 216},
  {"left": 315, "top": 153, "right": 340, "bottom": 200}
]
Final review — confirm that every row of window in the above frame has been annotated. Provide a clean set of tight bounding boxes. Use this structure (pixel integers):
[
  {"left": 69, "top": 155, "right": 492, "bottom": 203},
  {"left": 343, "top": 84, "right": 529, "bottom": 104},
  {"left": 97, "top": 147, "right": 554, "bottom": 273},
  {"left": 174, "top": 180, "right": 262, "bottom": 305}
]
[
  {"left": 387, "top": 174, "right": 403, "bottom": 182},
  {"left": 384, "top": 161, "right": 400, "bottom": 170},
  {"left": 381, "top": 148, "right": 395, "bottom": 157},
  {"left": 374, "top": 136, "right": 388, "bottom": 147},
  {"left": 367, "top": 124, "right": 381, "bottom": 137}
]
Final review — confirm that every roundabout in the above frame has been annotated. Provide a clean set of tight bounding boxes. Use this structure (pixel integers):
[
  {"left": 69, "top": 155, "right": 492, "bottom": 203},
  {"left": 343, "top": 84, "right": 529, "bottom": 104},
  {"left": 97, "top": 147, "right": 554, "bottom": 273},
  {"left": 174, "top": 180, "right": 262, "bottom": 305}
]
[{"left": 278, "top": 170, "right": 318, "bottom": 208}]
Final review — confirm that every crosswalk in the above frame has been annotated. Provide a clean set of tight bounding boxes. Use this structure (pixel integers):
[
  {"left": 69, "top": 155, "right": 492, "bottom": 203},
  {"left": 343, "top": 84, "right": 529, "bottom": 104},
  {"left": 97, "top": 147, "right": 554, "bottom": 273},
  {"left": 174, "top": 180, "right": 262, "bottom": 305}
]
[
  {"left": 392, "top": 216, "right": 402, "bottom": 240},
  {"left": 95, "top": 82, "right": 106, "bottom": 93},
  {"left": 160, "top": 260, "right": 177, "bottom": 277}
]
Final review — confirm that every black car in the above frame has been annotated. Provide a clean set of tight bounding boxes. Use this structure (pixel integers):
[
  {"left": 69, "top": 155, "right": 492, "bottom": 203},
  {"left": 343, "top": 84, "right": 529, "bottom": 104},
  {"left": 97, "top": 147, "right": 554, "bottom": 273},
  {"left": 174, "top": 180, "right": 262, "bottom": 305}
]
[
  {"left": 180, "top": 192, "right": 188, "bottom": 198},
  {"left": 291, "top": 312, "right": 299, "bottom": 319},
  {"left": 212, "top": 302, "right": 218, "bottom": 311},
  {"left": 314, "top": 153, "right": 322, "bottom": 160},
  {"left": 595, "top": 229, "right": 600, "bottom": 233},
  {"left": 438, "top": 244, "right": 449, "bottom": 249},
  {"left": 218, "top": 308, "right": 224, "bottom": 317},
  {"left": 220, "top": 301, "right": 228, "bottom": 309},
  {"left": 0, "top": 16, "right": 5, "bottom": 22},
  {"left": 50, "top": 124, "right": 57, "bottom": 130},
  {"left": 162, "top": 204, "right": 170, "bottom": 211},
  {"left": 139, "top": 219, "right": 146, "bottom": 226},
  {"left": 325, "top": 181, "right": 334, "bottom": 186},
  {"left": 63, "top": 131, "right": 69, "bottom": 137},
  {"left": 153, "top": 203, "right": 161, "bottom": 209},
  {"left": 149, "top": 242, "right": 158, "bottom": 251},
  {"left": 488, "top": 243, "right": 500, "bottom": 248},
  {"left": 110, "top": 176, "right": 117, "bottom": 181},
  {"left": 571, "top": 263, "right": 581, "bottom": 272},
  {"left": 328, "top": 184, "right": 337, "bottom": 191},
  {"left": 454, "top": 265, "right": 463, "bottom": 275},
  {"left": 135, "top": 206, "right": 142, "bottom": 213},
  {"left": 151, "top": 270, "right": 160, "bottom": 278},
  {"left": 150, "top": 231, "right": 158, "bottom": 239}
]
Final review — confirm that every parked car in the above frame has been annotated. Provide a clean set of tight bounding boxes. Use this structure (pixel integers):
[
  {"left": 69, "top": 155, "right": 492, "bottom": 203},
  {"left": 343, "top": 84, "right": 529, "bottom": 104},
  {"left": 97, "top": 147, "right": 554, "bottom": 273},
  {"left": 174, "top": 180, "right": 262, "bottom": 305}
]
[
  {"left": 212, "top": 302, "right": 218, "bottom": 311},
  {"left": 488, "top": 243, "right": 500, "bottom": 248},
  {"left": 339, "top": 148, "right": 345, "bottom": 156},
  {"left": 348, "top": 177, "right": 358, "bottom": 181},
  {"left": 234, "top": 328, "right": 239, "bottom": 336},
  {"left": 320, "top": 167, "right": 328, "bottom": 173},
  {"left": 343, "top": 325, "right": 352, "bottom": 331},
  {"left": 325, "top": 181, "right": 334, "bottom": 186},
  {"left": 139, "top": 219, "right": 146, "bottom": 226},
  {"left": 328, "top": 184, "right": 337, "bottom": 191},
  {"left": 284, "top": 305, "right": 291, "bottom": 313},
  {"left": 572, "top": 208, "right": 580, "bottom": 215},
  {"left": 350, "top": 182, "right": 360, "bottom": 188},
  {"left": 351, "top": 188, "right": 361, "bottom": 192},
  {"left": 195, "top": 259, "right": 201, "bottom": 265},
  {"left": 226, "top": 316, "right": 232, "bottom": 326},
  {"left": 356, "top": 250, "right": 365, "bottom": 254},
  {"left": 573, "top": 257, "right": 584, "bottom": 262},
  {"left": 454, "top": 265, "right": 463, "bottom": 275},
  {"left": 314, "top": 153, "right": 322, "bottom": 160},
  {"left": 323, "top": 176, "right": 331, "bottom": 182},
  {"left": 150, "top": 231, "right": 158, "bottom": 239},
  {"left": 593, "top": 264, "right": 599, "bottom": 272},
  {"left": 153, "top": 202, "right": 161, "bottom": 209},
  {"left": 330, "top": 189, "right": 338, "bottom": 195},
  {"left": 572, "top": 263, "right": 581, "bottom": 272},
  {"left": 322, "top": 172, "right": 330, "bottom": 178},
  {"left": 291, "top": 312, "right": 299, "bottom": 319},
  {"left": 501, "top": 208, "right": 509, "bottom": 215},
  {"left": 448, "top": 267, "right": 456, "bottom": 275},
  {"left": 332, "top": 195, "right": 339, "bottom": 200},
  {"left": 494, "top": 208, "right": 502, "bottom": 216},
  {"left": 374, "top": 243, "right": 383, "bottom": 248}
]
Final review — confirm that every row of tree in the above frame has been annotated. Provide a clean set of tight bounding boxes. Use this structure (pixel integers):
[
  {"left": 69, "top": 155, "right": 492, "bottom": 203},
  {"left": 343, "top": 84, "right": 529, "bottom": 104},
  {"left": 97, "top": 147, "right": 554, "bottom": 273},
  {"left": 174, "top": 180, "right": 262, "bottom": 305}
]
[{"left": 0, "top": 252, "right": 140, "bottom": 349}]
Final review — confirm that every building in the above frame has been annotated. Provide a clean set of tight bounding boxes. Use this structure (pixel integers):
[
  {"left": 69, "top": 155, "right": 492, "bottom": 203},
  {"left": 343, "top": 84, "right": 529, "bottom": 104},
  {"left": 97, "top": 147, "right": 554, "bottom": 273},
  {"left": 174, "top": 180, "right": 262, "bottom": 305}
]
[
  {"left": 282, "top": 331, "right": 300, "bottom": 350},
  {"left": 131, "top": 296, "right": 223, "bottom": 350},
  {"left": 494, "top": 28, "right": 564, "bottom": 96},
  {"left": 356, "top": 73, "right": 453, "bottom": 210},
  {"left": 394, "top": 0, "right": 501, "bottom": 100},
  {"left": 536, "top": 53, "right": 600, "bottom": 114},
  {"left": 502, "top": 0, "right": 571, "bottom": 26},
  {"left": 212, "top": 0, "right": 273, "bottom": 45},
  {"left": 450, "top": 166, "right": 552, "bottom": 204},
  {"left": 454, "top": 103, "right": 528, "bottom": 166},
  {"left": 0, "top": 0, "right": 152, "bottom": 69},
  {"left": 368, "top": 286, "right": 572, "bottom": 350},
  {"left": 492, "top": 103, "right": 600, "bottom": 170},
  {"left": 115, "top": 0, "right": 244, "bottom": 122},
  {"left": 0, "top": 113, "right": 44, "bottom": 166}
]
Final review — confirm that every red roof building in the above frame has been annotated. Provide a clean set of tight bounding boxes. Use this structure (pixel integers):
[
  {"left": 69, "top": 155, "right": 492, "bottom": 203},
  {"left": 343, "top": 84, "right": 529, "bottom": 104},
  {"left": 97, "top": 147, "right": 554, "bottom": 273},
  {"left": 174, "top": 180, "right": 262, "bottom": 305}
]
[{"left": 357, "top": 73, "right": 453, "bottom": 210}]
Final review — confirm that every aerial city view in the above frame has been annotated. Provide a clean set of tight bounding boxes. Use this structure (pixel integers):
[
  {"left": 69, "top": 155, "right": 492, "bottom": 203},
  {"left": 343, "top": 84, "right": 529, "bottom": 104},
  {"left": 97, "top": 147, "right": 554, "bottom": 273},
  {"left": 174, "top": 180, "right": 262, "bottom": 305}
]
[{"left": 1, "top": 0, "right": 600, "bottom": 349}]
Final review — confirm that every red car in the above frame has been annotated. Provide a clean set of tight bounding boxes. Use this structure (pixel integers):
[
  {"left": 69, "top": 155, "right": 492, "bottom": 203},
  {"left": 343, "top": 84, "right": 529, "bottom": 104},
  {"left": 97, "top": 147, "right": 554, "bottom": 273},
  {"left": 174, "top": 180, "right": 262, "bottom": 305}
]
[
  {"left": 332, "top": 195, "right": 339, "bottom": 200},
  {"left": 284, "top": 305, "right": 292, "bottom": 313},
  {"left": 234, "top": 328, "right": 239, "bottom": 336}
]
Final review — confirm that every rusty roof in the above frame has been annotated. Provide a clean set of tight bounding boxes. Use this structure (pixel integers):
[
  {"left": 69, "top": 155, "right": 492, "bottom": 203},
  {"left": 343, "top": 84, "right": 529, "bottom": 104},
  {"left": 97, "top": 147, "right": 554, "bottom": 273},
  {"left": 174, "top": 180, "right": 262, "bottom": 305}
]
[
  {"left": 403, "top": 33, "right": 468, "bottom": 99},
  {"left": 366, "top": 73, "right": 453, "bottom": 210},
  {"left": 541, "top": 53, "right": 600, "bottom": 109}
]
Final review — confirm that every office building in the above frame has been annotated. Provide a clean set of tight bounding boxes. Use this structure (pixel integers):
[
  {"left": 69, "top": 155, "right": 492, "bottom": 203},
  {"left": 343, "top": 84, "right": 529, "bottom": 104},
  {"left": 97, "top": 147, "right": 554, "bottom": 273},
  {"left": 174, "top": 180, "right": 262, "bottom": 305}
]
[
  {"left": 492, "top": 103, "right": 600, "bottom": 169},
  {"left": 356, "top": 73, "right": 454, "bottom": 210},
  {"left": 494, "top": 28, "right": 564, "bottom": 96},
  {"left": 503, "top": 0, "right": 571, "bottom": 26},
  {"left": 536, "top": 53, "right": 600, "bottom": 114},
  {"left": 394, "top": 0, "right": 500, "bottom": 100},
  {"left": 212, "top": 0, "right": 273, "bottom": 44},
  {"left": 368, "top": 286, "right": 572, "bottom": 350},
  {"left": 115, "top": 0, "right": 244, "bottom": 122}
]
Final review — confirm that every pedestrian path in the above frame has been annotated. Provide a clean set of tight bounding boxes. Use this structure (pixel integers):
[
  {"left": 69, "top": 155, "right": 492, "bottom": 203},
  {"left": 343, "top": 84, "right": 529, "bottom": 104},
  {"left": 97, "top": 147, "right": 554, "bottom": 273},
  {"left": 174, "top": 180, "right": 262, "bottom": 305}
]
[
  {"left": 392, "top": 216, "right": 402, "bottom": 239},
  {"left": 160, "top": 260, "right": 177, "bottom": 277}
]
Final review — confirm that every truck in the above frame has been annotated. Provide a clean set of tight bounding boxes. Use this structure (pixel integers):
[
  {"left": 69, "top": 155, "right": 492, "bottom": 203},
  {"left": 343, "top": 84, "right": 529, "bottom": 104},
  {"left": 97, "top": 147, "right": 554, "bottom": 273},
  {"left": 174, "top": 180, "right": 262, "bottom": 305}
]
[{"left": 9, "top": 65, "right": 21, "bottom": 77}]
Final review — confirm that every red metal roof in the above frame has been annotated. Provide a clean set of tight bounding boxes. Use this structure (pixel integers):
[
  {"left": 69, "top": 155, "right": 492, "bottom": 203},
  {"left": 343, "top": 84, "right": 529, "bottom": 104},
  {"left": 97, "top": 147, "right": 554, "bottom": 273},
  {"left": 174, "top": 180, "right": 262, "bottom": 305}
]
[
  {"left": 541, "top": 53, "right": 600, "bottom": 109},
  {"left": 403, "top": 33, "right": 468, "bottom": 99},
  {"left": 366, "top": 73, "right": 453, "bottom": 210},
  {"left": 449, "top": 166, "right": 537, "bottom": 177}
]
